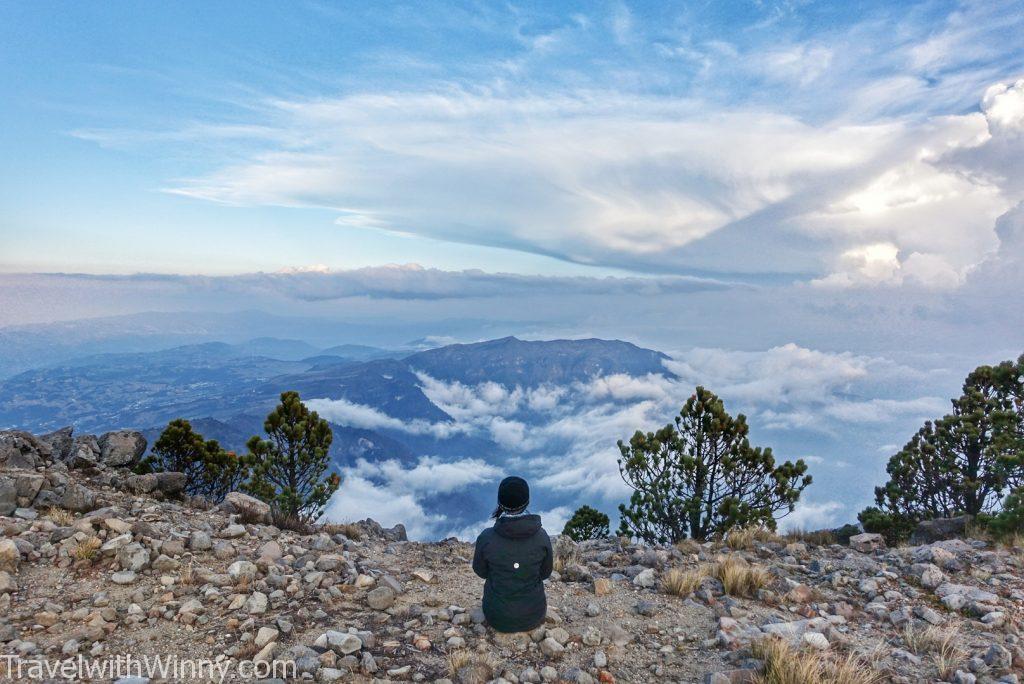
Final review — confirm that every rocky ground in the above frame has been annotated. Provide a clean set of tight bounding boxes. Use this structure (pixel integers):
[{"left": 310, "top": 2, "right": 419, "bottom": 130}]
[{"left": 2, "top": 428, "right": 1024, "bottom": 683}]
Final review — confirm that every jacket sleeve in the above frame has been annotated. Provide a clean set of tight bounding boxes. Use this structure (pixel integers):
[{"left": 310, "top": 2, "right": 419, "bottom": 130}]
[
  {"left": 539, "top": 530, "right": 553, "bottom": 581},
  {"left": 472, "top": 533, "right": 489, "bottom": 579}
]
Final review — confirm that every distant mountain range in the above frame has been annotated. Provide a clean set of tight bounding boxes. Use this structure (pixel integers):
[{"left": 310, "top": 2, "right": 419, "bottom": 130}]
[{"left": 0, "top": 335, "right": 672, "bottom": 470}]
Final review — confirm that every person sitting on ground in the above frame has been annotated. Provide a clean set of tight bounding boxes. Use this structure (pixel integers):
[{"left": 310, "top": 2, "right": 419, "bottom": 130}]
[{"left": 472, "top": 476, "right": 553, "bottom": 633}]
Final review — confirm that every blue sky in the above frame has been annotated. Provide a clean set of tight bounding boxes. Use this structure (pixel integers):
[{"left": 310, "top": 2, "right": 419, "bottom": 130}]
[{"left": 2, "top": 0, "right": 1022, "bottom": 279}]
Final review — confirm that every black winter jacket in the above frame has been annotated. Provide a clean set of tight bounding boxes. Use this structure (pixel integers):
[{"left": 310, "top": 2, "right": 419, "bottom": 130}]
[{"left": 472, "top": 514, "right": 553, "bottom": 633}]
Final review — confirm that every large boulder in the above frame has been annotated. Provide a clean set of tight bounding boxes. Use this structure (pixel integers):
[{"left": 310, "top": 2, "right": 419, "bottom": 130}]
[
  {"left": 0, "top": 431, "right": 47, "bottom": 469},
  {"left": 0, "top": 477, "right": 16, "bottom": 516},
  {"left": 218, "top": 492, "right": 271, "bottom": 522},
  {"left": 60, "top": 483, "right": 97, "bottom": 513},
  {"left": 69, "top": 435, "right": 101, "bottom": 469},
  {"left": 98, "top": 431, "right": 146, "bottom": 468},
  {"left": 849, "top": 533, "right": 886, "bottom": 553},
  {"left": 154, "top": 471, "right": 186, "bottom": 496},
  {"left": 38, "top": 427, "right": 74, "bottom": 462},
  {"left": 910, "top": 516, "right": 972, "bottom": 545},
  {"left": 125, "top": 474, "right": 158, "bottom": 494}
]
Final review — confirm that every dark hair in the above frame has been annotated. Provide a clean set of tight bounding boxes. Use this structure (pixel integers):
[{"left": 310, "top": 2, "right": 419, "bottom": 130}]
[{"left": 491, "top": 502, "right": 528, "bottom": 520}]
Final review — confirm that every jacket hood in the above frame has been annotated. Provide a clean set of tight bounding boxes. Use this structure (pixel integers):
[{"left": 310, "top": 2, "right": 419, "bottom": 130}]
[{"left": 494, "top": 513, "right": 542, "bottom": 539}]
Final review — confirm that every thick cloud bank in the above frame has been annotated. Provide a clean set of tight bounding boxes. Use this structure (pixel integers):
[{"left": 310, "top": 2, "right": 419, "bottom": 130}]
[{"left": 319, "top": 343, "right": 955, "bottom": 539}]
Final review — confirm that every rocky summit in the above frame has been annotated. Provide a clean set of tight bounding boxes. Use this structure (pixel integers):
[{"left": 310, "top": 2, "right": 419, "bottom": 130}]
[{"left": 2, "top": 428, "right": 1024, "bottom": 683}]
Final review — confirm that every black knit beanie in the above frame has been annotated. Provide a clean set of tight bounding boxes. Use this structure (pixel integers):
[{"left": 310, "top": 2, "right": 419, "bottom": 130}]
[{"left": 497, "top": 476, "right": 530, "bottom": 512}]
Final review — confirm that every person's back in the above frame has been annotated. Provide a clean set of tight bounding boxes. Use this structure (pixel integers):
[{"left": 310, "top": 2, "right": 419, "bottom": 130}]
[{"left": 472, "top": 477, "right": 553, "bottom": 633}]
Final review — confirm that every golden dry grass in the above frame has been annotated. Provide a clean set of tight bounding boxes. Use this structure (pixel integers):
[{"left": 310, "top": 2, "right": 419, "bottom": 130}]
[
  {"left": 179, "top": 557, "right": 196, "bottom": 586},
  {"left": 46, "top": 507, "right": 75, "bottom": 526},
  {"left": 901, "top": 623, "right": 964, "bottom": 680},
  {"left": 72, "top": 536, "right": 102, "bottom": 561},
  {"left": 674, "top": 538, "right": 702, "bottom": 555},
  {"left": 661, "top": 566, "right": 709, "bottom": 596},
  {"left": 321, "top": 522, "right": 362, "bottom": 540},
  {"left": 784, "top": 528, "right": 837, "bottom": 546},
  {"left": 726, "top": 526, "right": 781, "bottom": 550},
  {"left": 446, "top": 649, "right": 496, "bottom": 683},
  {"left": 715, "top": 554, "right": 773, "bottom": 597},
  {"left": 446, "top": 649, "right": 472, "bottom": 675},
  {"left": 662, "top": 554, "right": 773, "bottom": 598},
  {"left": 753, "top": 637, "right": 883, "bottom": 684}
]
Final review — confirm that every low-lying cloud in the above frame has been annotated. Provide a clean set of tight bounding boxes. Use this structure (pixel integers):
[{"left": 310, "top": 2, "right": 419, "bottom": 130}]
[{"left": 317, "top": 342, "right": 956, "bottom": 537}]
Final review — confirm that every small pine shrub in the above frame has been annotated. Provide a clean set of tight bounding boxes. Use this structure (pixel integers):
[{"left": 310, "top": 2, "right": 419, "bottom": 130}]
[
  {"left": 562, "top": 505, "right": 610, "bottom": 541},
  {"left": 987, "top": 489, "right": 1024, "bottom": 541},
  {"left": 857, "top": 507, "right": 915, "bottom": 547}
]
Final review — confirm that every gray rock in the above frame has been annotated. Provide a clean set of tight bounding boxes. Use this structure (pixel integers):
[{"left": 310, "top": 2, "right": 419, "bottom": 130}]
[
  {"left": 221, "top": 524, "right": 247, "bottom": 539},
  {"left": 632, "top": 568, "right": 656, "bottom": 588},
  {"left": 245, "top": 592, "right": 268, "bottom": 614},
  {"left": 98, "top": 431, "right": 147, "bottom": 468},
  {"left": 539, "top": 637, "right": 564, "bottom": 658},
  {"left": 69, "top": 436, "right": 100, "bottom": 469},
  {"left": 0, "top": 540, "right": 19, "bottom": 573},
  {"left": 38, "top": 427, "right": 74, "bottom": 462},
  {"left": 910, "top": 516, "right": 972, "bottom": 545},
  {"left": 0, "top": 431, "right": 45, "bottom": 469},
  {"left": 111, "top": 571, "right": 137, "bottom": 585},
  {"left": 228, "top": 561, "right": 258, "bottom": 582},
  {"left": 911, "top": 562, "right": 946, "bottom": 589},
  {"left": 849, "top": 533, "right": 886, "bottom": 553},
  {"left": 189, "top": 531, "right": 212, "bottom": 551},
  {"left": 116, "top": 543, "right": 150, "bottom": 572},
  {"left": 316, "top": 630, "right": 362, "bottom": 655},
  {"left": 0, "top": 477, "right": 15, "bottom": 516},
  {"left": 366, "top": 586, "right": 395, "bottom": 611},
  {"left": 985, "top": 644, "right": 1012, "bottom": 670},
  {"left": 154, "top": 472, "right": 187, "bottom": 495},
  {"left": 60, "top": 483, "right": 97, "bottom": 513},
  {"left": 126, "top": 474, "right": 158, "bottom": 494},
  {"left": 218, "top": 492, "right": 271, "bottom": 521}
]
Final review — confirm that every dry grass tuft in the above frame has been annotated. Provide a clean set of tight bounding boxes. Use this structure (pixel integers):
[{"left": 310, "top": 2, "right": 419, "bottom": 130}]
[
  {"left": 661, "top": 566, "right": 709, "bottom": 596},
  {"left": 179, "top": 556, "right": 196, "bottom": 586},
  {"left": 46, "top": 507, "right": 75, "bottom": 526},
  {"left": 446, "top": 649, "right": 495, "bottom": 683},
  {"left": 901, "top": 623, "right": 964, "bottom": 679},
  {"left": 714, "top": 554, "right": 773, "bottom": 597},
  {"left": 753, "top": 637, "right": 883, "bottom": 684},
  {"left": 446, "top": 650, "right": 472, "bottom": 676},
  {"left": 674, "top": 538, "right": 702, "bottom": 555},
  {"left": 726, "top": 526, "right": 780, "bottom": 550},
  {"left": 321, "top": 522, "right": 362, "bottom": 540},
  {"left": 73, "top": 536, "right": 102, "bottom": 562},
  {"left": 784, "top": 528, "right": 837, "bottom": 546}
]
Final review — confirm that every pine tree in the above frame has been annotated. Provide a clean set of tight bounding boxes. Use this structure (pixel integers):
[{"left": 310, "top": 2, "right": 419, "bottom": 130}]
[
  {"left": 617, "top": 386, "right": 810, "bottom": 544},
  {"left": 245, "top": 391, "right": 341, "bottom": 523},
  {"left": 562, "top": 505, "right": 610, "bottom": 541},
  {"left": 871, "top": 354, "right": 1024, "bottom": 521},
  {"left": 144, "top": 419, "right": 252, "bottom": 502}
]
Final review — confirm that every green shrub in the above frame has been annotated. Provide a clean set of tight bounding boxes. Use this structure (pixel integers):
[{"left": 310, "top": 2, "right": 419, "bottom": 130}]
[
  {"left": 245, "top": 391, "right": 341, "bottom": 523},
  {"left": 872, "top": 354, "right": 1023, "bottom": 522},
  {"left": 617, "top": 386, "right": 810, "bottom": 543},
  {"left": 831, "top": 523, "right": 862, "bottom": 546},
  {"left": 987, "top": 489, "right": 1024, "bottom": 541},
  {"left": 562, "top": 505, "right": 610, "bottom": 541},
  {"left": 857, "top": 507, "right": 915, "bottom": 546},
  {"left": 143, "top": 419, "right": 252, "bottom": 502}
]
